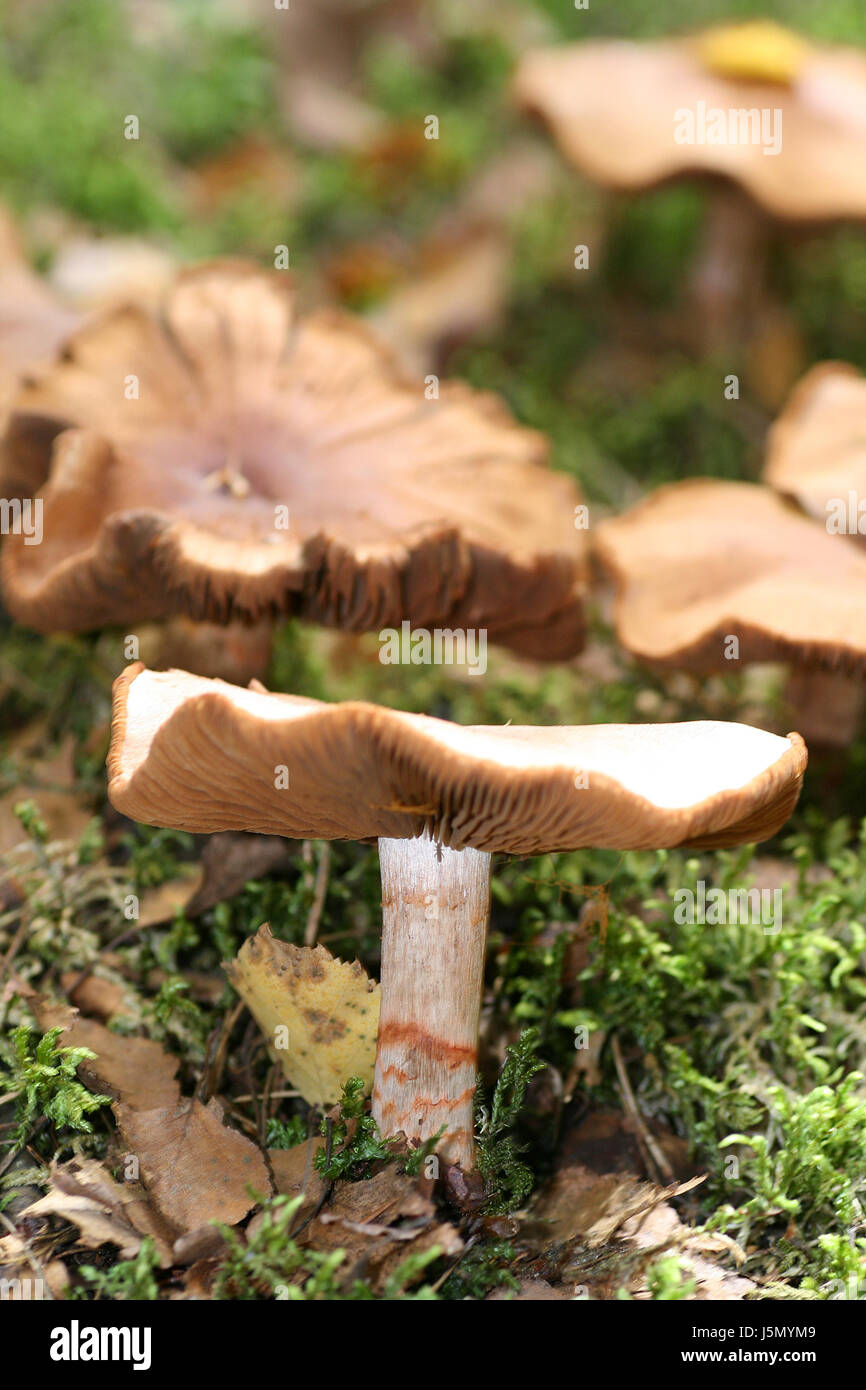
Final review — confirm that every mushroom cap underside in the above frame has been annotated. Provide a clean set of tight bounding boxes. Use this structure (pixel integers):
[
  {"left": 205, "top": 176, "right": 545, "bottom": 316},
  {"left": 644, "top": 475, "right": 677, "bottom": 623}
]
[
  {"left": 108, "top": 663, "right": 807, "bottom": 855},
  {"left": 595, "top": 478, "right": 866, "bottom": 672},
  {"left": 765, "top": 361, "right": 866, "bottom": 522}
]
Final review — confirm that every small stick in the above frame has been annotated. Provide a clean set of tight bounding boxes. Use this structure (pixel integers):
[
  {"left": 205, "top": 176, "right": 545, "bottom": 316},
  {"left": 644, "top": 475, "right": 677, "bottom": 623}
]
[
  {"left": 304, "top": 842, "right": 330, "bottom": 946},
  {"left": 611, "top": 1035, "right": 674, "bottom": 1185}
]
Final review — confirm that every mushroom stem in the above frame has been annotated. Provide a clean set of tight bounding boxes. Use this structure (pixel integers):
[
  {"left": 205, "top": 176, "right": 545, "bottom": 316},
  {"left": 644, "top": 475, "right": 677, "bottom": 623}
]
[
  {"left": 689, "top": 184, "right": 769, "bottom": 351},
  {"left": 372, "top": 833, "right": 491, "bottom": 1170},
  {"left": 140, "top": 615, "right": 275, "bottom": 686},
  {"left": 785, "top": 667, "right": 865, "bottom": 749}
]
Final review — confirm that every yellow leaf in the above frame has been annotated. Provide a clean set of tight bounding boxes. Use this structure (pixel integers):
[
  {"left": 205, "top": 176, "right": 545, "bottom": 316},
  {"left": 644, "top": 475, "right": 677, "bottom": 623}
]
[
  {"left": 225, "top": 924, "right": 379, "bottom": 1107},
  {"left": 695, "top": 22, "right": 811, "bottom": 86}
]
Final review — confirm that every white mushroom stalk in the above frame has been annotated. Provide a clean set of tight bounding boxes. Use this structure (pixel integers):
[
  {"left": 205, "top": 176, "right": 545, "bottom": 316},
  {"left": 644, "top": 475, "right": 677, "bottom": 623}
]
[{"left": 373, "top": 834, "right": 491, "bottom": 1170}]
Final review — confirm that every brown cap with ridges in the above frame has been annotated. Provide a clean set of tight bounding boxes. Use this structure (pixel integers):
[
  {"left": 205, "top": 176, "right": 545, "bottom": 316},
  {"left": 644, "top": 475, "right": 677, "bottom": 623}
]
[
  {"left": 1, "top": 261, "right": 586, "bottom": 658},
  {"left": 108, "top": 663, "right": 807, "bottom": 855}
]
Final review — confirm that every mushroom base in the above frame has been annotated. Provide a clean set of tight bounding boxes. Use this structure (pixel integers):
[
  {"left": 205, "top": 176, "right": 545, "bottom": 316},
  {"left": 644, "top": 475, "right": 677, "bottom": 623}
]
[
  {"left": 372, "top": 834, "right": 491, "bottom": 1171},
  {"left": 785, "top": 667, "right": 865, "bottom": 749},
  {"left": 139, "top": 615, "right": 275, "bottom": 686},
  {"left": 689, "top": 184, "right": 769, "bottom": 352}
]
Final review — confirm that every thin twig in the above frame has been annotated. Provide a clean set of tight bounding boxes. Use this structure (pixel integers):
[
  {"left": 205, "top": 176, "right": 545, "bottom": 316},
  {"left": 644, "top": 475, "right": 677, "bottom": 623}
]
[
  {"left": 233, "top": 1088, "right": 301, "bottom": 1104},
  {"left": 0, "top": 914, "right": 31, "bottom": 987},
  {"left": 611, "top": 1035, "right": 675, "bottom": 1185},
  {"left": 196, "top": 999, "right": 245, "bottom": 1105},
  {"left": 304, "top": 842, "right": 330, "bottom": 946}
]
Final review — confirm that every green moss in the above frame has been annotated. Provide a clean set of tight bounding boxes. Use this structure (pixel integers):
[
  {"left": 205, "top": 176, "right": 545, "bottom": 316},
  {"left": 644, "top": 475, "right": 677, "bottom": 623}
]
[{"left": 0, "top": 1027, "right": 110, "bottom": 1151}]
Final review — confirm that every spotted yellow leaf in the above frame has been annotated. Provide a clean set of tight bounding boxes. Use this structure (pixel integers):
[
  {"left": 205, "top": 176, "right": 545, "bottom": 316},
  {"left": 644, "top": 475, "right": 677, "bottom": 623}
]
[
  {"left": 695, "top": 22, "right": 811, "bottom": 86},
  {"left": 225, "top": 924, "right": 379, "bottom": 1107}
]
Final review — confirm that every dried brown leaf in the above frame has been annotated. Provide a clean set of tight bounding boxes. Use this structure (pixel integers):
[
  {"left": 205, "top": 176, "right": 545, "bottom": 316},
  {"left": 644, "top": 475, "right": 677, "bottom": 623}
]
[
  {"left": 21, "top": 1157, "right": 174, "bottom": 1266},
  {"left": 115, "top": 1097, "right": 271, "bottom": 1237},
  {"left": 32, "top": 999, "right": 180, "bottom": 1110}
]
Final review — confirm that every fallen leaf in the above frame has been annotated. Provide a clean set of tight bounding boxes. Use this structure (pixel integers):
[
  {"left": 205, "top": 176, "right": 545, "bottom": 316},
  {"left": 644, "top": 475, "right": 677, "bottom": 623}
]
[
  {"left": 134, "top": 832, "right": 293, "bottom": 926},
  {"left": 0, "top": 734, "right": 95, "bottom": 857},
  {"left": 525, "top": 1162, "right": 752, "bottom": 1301},
  {"left": 225, "top": 924, "right": 379, "bottom": 1107},
  {"left": 299, "top": 1166, "right": 459, "bottom": 1295},
  {"left": 115, "top": 1097, "right": 271, "bottom": 1237},
  {"left": 22, "top": 1156, "right": 174, "bottom": 1266},
  {"left": 171, "top": 1225, "right": 229, "bottom": 1267},
  {"left": 31, "top": 999, "right": 180, "bottom": 1110},
  {"left": 135, "top": 871, "right": 203, "bottom": 929},
  {"left": 532, "top": 1162, "right": 705, "bottom": 1246},
  {"left": 306, "top": 1166, "right": 433, "bottom": 1248},
  {"left": 559, "top": 1109, "right": 692, "bottom": 1182},
  {"left": 488, "top": 1278, "right": 573, "bottom": 1301},
  {"left": 59, "top": 970, "right": 132, "bottom": 1023},
  {"left": 268, "top": 1137, "right": 327, "bottom": 1225},
  {"left": 187, "top": 832, "right": 292, "bottom": 915}
]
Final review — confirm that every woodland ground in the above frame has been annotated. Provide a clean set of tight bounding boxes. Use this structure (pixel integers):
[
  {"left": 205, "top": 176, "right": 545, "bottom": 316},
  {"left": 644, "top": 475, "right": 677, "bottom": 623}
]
[{"left": 1, "top": 0, "right": 865, "bottom": 1301}]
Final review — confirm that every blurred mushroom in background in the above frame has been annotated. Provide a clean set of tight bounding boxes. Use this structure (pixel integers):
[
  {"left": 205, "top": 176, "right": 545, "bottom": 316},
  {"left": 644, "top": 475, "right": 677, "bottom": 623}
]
[
  {"left": 47, "top": 235, "right": 176, "bottom": 314},
  {"left": 108, "top": 662, "right": 807, "bottom": 1169},
  {"left": 0, "top": 260, "right": 588, "bottom": 679},
  {"left": 595, "top": 478, "right": 866, "bottom": 748},
  {"left": 0, "top": 208, "right": 78, "bottom": 492},
  {"left": 513, "top": 22, "right": 866, "bottom": 362},
  {"left": 764, "top": 360, "right": 866, "bottom": 527}
]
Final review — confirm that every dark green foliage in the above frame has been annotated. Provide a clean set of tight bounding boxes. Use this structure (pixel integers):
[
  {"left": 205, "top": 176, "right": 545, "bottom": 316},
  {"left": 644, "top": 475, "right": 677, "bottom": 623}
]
[
  {"left": 265, "top": 1115, "right": 309, "bottom": 1151},
  {"left": 312, "top": 1079, "right": 443, "bottom": 1182},
  {"left": 402, "top": 1127, "right": 446, "bottom": 1177},
  {"left": 476, "top": 1028, "right": 546, "bottom": 1214},
  {"left": 123, "top": 827, "right": 197, "bottom": 892},
  {"left": 213, "top": 1195, "right": 356, "bottom": 1300},
  {"left": 315, "top": 1078, "right": 393, "bottom": 1182},
  {"left": 440, "top": 1240, "right": 520, "bottom": 1299},
  {"left": 73, "top": 1239, "right": 161, "bottom": 1301}
]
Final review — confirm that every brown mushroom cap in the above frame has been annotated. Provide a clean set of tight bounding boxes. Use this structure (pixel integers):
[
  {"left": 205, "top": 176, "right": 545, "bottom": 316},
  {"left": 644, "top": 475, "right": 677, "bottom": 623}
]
[
  {"left": 108, "top": 663, "right": 806, "bottom": 854},
  {"left": 513, "top": 35, "right": 866, "bottom": 220},
  {"left": 1, "top": 261, "right": 585, "bottom": 658},
  {"left": 595, "top": 479, "right": 866, "bottom": 673},
  {"left": 765, "top": 361, "right": 866, "bottom": 522},
  {"left": 0, "top": 210, "right": 77, "bottom": 487}
]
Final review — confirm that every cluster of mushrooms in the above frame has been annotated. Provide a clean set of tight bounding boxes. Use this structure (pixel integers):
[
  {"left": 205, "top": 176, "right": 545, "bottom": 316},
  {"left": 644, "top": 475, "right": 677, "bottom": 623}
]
[{"left": 12, "top": 16, "right": 866, "bottom": 1171}]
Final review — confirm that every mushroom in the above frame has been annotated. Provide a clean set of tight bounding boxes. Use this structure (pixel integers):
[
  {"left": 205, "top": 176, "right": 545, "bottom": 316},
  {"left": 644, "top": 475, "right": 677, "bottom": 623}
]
[
  {"left": 108, "top": 661, "right": 807, "bottom": 1169},
  {"left": 0, "top": 209, "right": 78, "bottom": 493},
  {"left": 764, "top": 361, "right": 866, "bottom": 528},
  {"left": 1, "top": 261, "right": 586, "bottom": 667},
  {"left": 595, "top": 478, "right": 866, "bottom": 745},
  {"left": 513, "top": 22, "right": 866, "bottom": 351}
]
